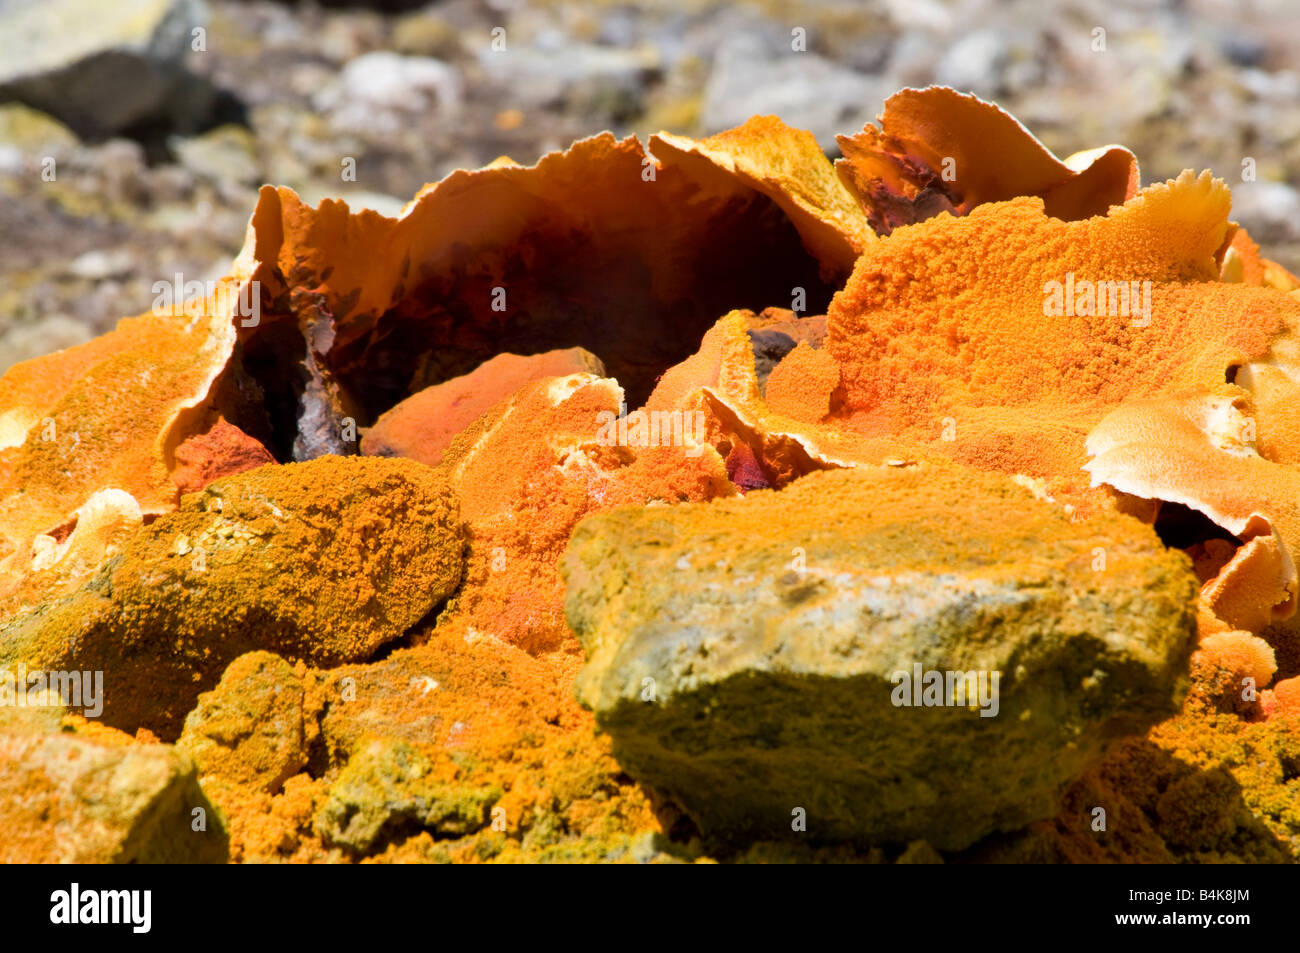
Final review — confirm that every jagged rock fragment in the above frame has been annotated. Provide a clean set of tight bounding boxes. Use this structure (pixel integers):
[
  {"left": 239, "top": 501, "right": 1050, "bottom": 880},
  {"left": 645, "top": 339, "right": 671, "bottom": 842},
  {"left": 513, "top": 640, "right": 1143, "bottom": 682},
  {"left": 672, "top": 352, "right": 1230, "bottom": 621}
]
[
  {"left": 172, "top": 416, "right": 275, "bottom": 494},
  {"left": 317, "top": 738, "right": 500, "bottom": 854},
  {"left": 0, "top": 721, "right": 228, "bottom": 863},
  {"left": 836, "top": 86, "right": 1138, "bottom": 234}
]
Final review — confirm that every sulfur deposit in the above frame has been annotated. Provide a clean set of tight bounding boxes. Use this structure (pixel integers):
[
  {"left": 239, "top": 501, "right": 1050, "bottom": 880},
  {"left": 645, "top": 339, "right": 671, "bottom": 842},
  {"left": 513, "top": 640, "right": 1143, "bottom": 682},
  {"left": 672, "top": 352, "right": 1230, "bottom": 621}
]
[{"left": 2, "top": 87, "right": 1299, "bottom": 863}]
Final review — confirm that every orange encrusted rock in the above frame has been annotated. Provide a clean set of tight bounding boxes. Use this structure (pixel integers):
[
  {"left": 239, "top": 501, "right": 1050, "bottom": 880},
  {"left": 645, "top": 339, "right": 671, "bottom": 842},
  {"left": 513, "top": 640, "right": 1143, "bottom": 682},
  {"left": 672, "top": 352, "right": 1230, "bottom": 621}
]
[
  {"left": 0, "top": 273, "right": 250, "bottom": 589},
  {"left": 0, "top": 723, "right": 228, "bottom": 863},
  {"left": 824, "top": 171, "right": 1299, "bottom": 500},
  {"left": 1268, "top": 676, "right": 1300, "bottom": 718},
  {"left": 178, "top": 651, "right": 312, "bottom": 795},
  {"left": 434, "top": 371, "right": 734, "bottom": 655},
  {"left": 663, "top": 312, "right": 939, "bottom": 488},
  {"left": 0, "top": 113, "right": 862, "bottom": 611},
  {"left": 1189, "top": 631, "right": 1277, "bottom": 715},
  {"left": 172, "top": 416, "right": 276, "bottom": 495},
  {"left": 236, "top": 120, "right": 855, "bottom": 429},
  {"left": 1085, "top": 391, "right": 1300, "bottom": 638},
  {"left": 763, "top": 341, "right": 840, "bottom": 422},
  {"left": 361, "top": 347, "right": 606, "bottom": 467},
  {"left": 1220, "top": 225, "right": 1300, "bottom": 292}
]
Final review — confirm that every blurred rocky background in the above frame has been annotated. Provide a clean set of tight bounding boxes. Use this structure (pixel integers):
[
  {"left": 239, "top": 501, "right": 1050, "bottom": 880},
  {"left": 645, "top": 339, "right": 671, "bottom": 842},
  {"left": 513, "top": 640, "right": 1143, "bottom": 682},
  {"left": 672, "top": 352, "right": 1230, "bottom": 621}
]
[{"left": 2, "top": 0, "right": 1298, "bottom": 374}]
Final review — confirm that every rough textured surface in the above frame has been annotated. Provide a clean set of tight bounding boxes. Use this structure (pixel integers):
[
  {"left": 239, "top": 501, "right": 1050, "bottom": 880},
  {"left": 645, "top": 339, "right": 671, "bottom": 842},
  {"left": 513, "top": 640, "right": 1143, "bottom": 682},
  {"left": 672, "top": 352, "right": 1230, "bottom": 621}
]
[
  {"left": 824, "top": 172, "right": 1300, "bottom": 500},
  {"left": 979, "top": 703, "right": 1300, "bottom": 863},
  {"left": 433, "top": 371, "right": 733, "bottom": 655},
  {"left": 189, "top": 637, "right": 672, "bottom": 864},
  {"left": 746, "top": 307, "right": 828, "bottom": 389},
  {"left": 178, "top": 650, "right": 310, "bottom": 795},
  {"left": 0, "top": 288, "right": 242, "bottom": 592},
  {"left": 0, "top": 455, "right": 464, "bottom": 736},
  {"left": 0, "top": 715, "right": 228, "bottom": 863},
  {"left": 316, "top": 737, "right": 501, "bottom": 854},
  {"left": 764, "top": 340, "right": 840, "bottom": 421},
  {"left": 565, "top": 465, "right": 1198, "bottom": 851}
]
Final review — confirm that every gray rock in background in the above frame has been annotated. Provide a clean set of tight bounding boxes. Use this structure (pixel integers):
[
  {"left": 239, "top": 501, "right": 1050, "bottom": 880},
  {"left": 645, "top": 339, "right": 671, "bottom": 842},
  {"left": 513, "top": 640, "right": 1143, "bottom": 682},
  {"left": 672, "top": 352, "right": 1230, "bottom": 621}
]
[{"left": 0, "top": 0, "right": 219, "bottom": 138}]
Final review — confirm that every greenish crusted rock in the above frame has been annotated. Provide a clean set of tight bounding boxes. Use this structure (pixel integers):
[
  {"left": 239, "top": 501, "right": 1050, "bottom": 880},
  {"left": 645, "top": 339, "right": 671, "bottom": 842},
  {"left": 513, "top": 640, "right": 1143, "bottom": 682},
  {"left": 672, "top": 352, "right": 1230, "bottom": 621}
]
[
  {"left": 563, "top": 465, "right": 1198, "bottom": 851},
  {"left": 178, "top": 651, "right": 309, "bottom": 795},
  {"left": 317, "top": 738, "right": 500, "bottom": 854},
  {"left": 0, "top": 456, "right": 464, "bottom": 737}
]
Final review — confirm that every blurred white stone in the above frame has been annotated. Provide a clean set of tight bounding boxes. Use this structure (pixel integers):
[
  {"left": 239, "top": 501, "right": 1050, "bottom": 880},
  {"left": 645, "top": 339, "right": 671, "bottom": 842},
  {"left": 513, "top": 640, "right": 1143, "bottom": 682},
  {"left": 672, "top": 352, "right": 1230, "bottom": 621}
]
[
  {"left": 476, "top": 42, "right": 660, "bottom": 111},
  {"left": 935, "top": 29, "right": 1011, "bottom": 96},
  {"left": 0, "top": 146, "right": 22, "bottom": 175},
  {"left": 67, "top": 248, "right": 135, "bottom": 280},
  {"left": 883, "top": 0, "right": 951, "bottom": 32},
  {"left": 315, "top": 52, "right": 463, "bottom": 135},
  {"left": 1231, "top": 180, "right": 1300, "bottom": 243}
]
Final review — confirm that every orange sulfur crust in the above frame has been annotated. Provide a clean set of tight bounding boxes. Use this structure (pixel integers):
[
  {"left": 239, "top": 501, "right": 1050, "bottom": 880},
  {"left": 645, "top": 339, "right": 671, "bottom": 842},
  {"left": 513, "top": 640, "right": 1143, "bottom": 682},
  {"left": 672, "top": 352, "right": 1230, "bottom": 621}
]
[
  {"left": 433, "top": 373, "right": 734, "bottom": 655},
  {"left": 0, "top": 300, "right": 240, "bottom": 580},
  {"left": 763, "top": 341, "right": 840, "bottom": 422},
  {"left": 835, "top": 86, "right": 1138, "bottom": 234},
  {"left": 3, "top": 89, "right": 1300, "bottom": 863},
  {"left": 821, "top": 172, "right": 1300, "bottom": 506}
]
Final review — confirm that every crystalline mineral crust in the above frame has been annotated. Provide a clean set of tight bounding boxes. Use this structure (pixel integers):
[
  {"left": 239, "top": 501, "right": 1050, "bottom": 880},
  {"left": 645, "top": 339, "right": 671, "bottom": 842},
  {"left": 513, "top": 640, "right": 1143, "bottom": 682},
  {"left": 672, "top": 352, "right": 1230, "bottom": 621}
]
[{"left": 2, "top": 86, "right": 1300, "bottom": 862}]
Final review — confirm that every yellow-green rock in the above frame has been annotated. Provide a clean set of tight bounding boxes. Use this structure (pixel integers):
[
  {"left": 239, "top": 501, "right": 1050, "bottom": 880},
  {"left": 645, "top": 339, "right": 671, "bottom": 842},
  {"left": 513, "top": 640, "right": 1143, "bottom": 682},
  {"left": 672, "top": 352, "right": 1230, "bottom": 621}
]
[{"left": 564, "top": 465, "right": 1198, "bottom": 851}]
